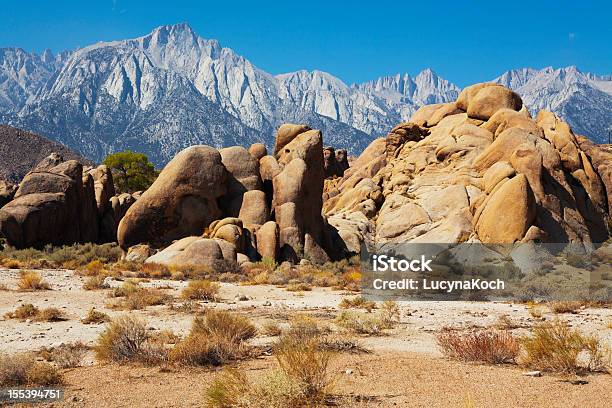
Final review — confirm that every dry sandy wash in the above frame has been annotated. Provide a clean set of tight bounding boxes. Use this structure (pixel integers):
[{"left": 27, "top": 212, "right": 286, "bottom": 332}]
[{"left": 0, "top": 268, "right": 611, "bottom": 407}]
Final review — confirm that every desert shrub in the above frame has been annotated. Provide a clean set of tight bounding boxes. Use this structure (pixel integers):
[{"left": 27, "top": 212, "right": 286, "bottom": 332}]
[
  {"left": 170, "top": 311, "right": 255, "bottom": 366},
  {"left": 259, "top": 256, "right": 278, "bottom": 272},
  {"left": 339, "top": 296, "right": 376, "bottom": 312},
  {"left": 2, "top": 258, "right": 22, "bottom": 269},
  {"left": 274, "top": 336, "right": 333, "bottom": 403},
  {"left": 80, "top": 260, "right": 106, "bottom": 276},
  {"left": 17, "top": 271, "right": 50, "bottom": 290},
  {"left": 140, "top": 262, "right": 171, "bottom": 278},
  {"left": 286, "top": 282, "right": 312, "bottom": 292},
  {"left": 47, "top": 343, "right": 88, "bottom": 368},
  {"left": 110, "top": 260, "right": 141, "bottom": 273},
  {"left": 204, "top": 368, "right": 303, "bottom": 408},
  {"left": 262, "top": 322, "right": 283, "bottom": 337},
  {"left": 5, "top": 303, "right": 39, "bottom": 319},
  {"left": 335, "top": 304, "right": 398, "bottom": 336},
  {"left": 169, "top": 333, "right": 235, "bottom": 366},
  {"left": 181, "top": 280, "right": 220, "bottom": 301},
  {"left": 339, "top": 267, "right": 361, "bottom": 291},
  {"left": 436, "top": 329, "right": 519, "bottom": 364},
  {"left": 111, "top": 280, "right": 141, "bottom": 297},
  {"left": 192, "top": 310, "right": 257, "bottom": 342},
  {"left": 564, "top": 252, "right": 590, "bottom": 269},
  {"left": 111, "top": 288, "right": 172, "bottom": 310},
  {"left": 0, "top": 353, "right": 62, "bottom": 386},
  {"left": 4, "top": 304, "right": 65, "bottom": 322},
  {"left": 548, "top": 301, "right": 585, "bottom": 314},
  {"left": 169, "top": 264, "right": 214, "bottom": 280},
  {"left": 83, "top": 275, "right": 108, "bottom": 290},
  {"left": 95, "top": 315, "right": 166, "bottom": 364},
  {"left": 38, "top": 308, "right": 67, "bottom": 322},
  {"left": 82, "top": 308, "right": 110, "bottom": 324},
  {"left": 520, "top": 320, "right": 609, "bottom": 373},
  {"left": 0, "top": 243, "right": 122, "bottom": 269}
]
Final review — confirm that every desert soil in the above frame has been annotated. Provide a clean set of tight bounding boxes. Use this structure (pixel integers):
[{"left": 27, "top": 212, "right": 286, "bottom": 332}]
[{"left": 1, "top": 268, "right": 611, "bottom": 407}]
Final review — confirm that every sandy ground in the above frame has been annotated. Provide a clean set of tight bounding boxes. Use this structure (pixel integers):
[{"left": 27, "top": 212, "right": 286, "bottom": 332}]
[{"left": 1, "top": 268, "right": 611, "bottom": 407}]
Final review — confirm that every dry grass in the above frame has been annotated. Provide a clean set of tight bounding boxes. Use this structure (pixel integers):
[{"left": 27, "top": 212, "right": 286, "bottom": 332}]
[
  {"left": 41, "top": 342, "right": 88, "bottom": 368},
  {"left": 335, "top": 301, "right": 399, "bottom": 335},
  {"left": 79, "top": 260, "right": 106, "bottom": 276},
  {"left": 95, "top": 315, "right": 167, "bottom": 364},
  {"left": 0, "top": 353, "right": 62, "bottom": 386},
  {"left": 181, "top": 280, "right": 220, "bottom": 301},
  {"left": 262, "top": 322, "right": 283, "bottom": 337},
  {"left": 436, "top": 329, "right": 520, "bottom": 364},
  {"left": 192, "top": 310, "right": 257, "bottom": 342},
  {"left": 81, "top": 308, "right": 110, "bottom": 324},
  {"left": 139, "top": 262, "right": 171, "bottom": 279},
  {"left": 170, "top": 310, "right": 256, "bottom": 366},
  {"left": 339, "top": 296, "right": 376, "bottom": 312},
  {"left": 205, "top": 319, "right": 335, "bottom": 408},
  {"left": 108, "top": 280, "right": 172, "bottom": 310},
  {"left": 0, "top": 243, "right": 121, "bottom": 269},
  {"left": 83, "top": 275, "right": 108, "bottom": 290},
  {"left": 4, "top": 304, "right": 66, "bottom": 322},
  {"left": 17, "top": 271, "right": 50, "bottom": 290},
  {"left": 520, "top": 320, "right": 610, "bottom": 373},
  {"left": 286, "top": 282, "right": 312, "bottom": 292},
  {"left": 548, "top": 301, "right": 585, "bottom": 314}
]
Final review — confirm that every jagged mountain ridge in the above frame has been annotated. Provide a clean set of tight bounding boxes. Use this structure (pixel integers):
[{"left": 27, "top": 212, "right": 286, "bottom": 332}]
[
  {"left": 0, "top": 23, "right": 610, "bottom": 165},
  {"left": 494, "top": 66, "right": 612, "bottom": 143}
]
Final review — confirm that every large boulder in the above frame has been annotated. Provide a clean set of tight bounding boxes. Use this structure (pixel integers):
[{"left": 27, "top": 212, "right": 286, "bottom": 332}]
[
  {"left": 465, "top": 85, "right": 522, "bottom": 120},
  {"left": 89, "top": 165, "right": 115, "bottom": 216},
  {"left": 475, "top": 174, "right": 536, "bottom": 243},
  {"left": 272, "top": 128, "right": 331, "bottom": 263},
  {"left": 274, "top": 124, "right": 311, "bottom": 156},
  {"left": 118, "top": 146, "right": 228, "bottom": 249},
  {"left": 0, "top": 157, "right": 96, "bottom": 247},
  {"left": 145, "top": 236, "right": 234, "bottom": 266},
  {"left": 219, "top": 146, "right": 262, "bottom": 217},
  {"left": 0, "top": 180, "right": 16, "bottom": 208}
]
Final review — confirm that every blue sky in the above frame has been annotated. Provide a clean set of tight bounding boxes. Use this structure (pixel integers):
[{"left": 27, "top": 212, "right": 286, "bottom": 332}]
[{"left": 1, "top": 0, "right": 610, "bottom": 86}]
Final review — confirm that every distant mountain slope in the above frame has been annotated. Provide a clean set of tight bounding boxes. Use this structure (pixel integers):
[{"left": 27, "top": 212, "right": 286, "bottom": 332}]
[
  {"left": 0, "top": 125, "right": 91, "bottom": 182},
  {"left": 0, "top": 23, "right": 609, "bottom": 165},
  {"left": 494, "top": 66, "right": 612, "bottom": 143}
]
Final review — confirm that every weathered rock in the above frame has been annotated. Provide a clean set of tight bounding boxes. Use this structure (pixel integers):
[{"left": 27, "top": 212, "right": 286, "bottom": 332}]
[
  {"left": 0, "top": 180, "right": 17, "bottom": 208},
  {"left": 248, "top": 143, "right": 267, "bottom": 160},
  {"left": 385, "top": 123, "right": 429, "bottom": 158},
  {"left": 323, "top": 146, "right": 341, "bottom": 178},
  {"left": 274, "top": 124, "right": 311, "bottom": 156},
  {"left": 89, "top": 165, "right": 115, "bottom": 216},
  {"left": 256, "top": 221, "right": 279, "bottom": 260},
  {"left": 466, "top": 85, "right": 522, "bottom": 120},
  {"left": 476, "top": 174, "right": 536, "bottom": 243},
  {"left": 483, "top": 161, "right": 515, "bottom": 193},
  {"left": 125, "top": 244, "right": 153, "bottom": 262},
  {"left": 118, "top": 146, "right": 228, "bottom": 249},
  {"left": 219, "top": 146, "right": 262, "bottom": 217},
  {"left": 238, "top": 190, "right": 269, "bottom": 226},
  {"left": 335, "top": 149, "right": 350, "bottom": 175},
  {"left": 410, "top": 103, "right": 445, "bottom": 127},
  {"left": 145, "top": 237, "right": 224, "bottom": 266},
  {"left": 0, "top": 157, "right": 99, "bottom": 247}
]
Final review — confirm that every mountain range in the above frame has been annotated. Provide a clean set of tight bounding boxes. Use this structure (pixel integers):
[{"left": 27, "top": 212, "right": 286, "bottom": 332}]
[{"left": 0, "top": 23, "right": 610, "bottom": 166}]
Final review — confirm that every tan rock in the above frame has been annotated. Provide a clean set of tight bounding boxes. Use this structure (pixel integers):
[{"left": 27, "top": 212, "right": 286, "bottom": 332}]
[
  {"left": 467, "top": 85, "right": 522, "bottom": 120},
  {"left": 118, "top": 146, "right": 227, "bottom": 249},
  {"left": 483, "top": 161, "right": 515, "bottom": 193},
  {"left": 248, "top": 143, "right": 267, "bottom": 160},
  {"left": 257, "top": 221, "right": 279, "bottom": 260},
  {"left": 274, "top": 124, "right": 311, "bottom": 156},
  {"left": 476, "top": 174, "right": 536, "bottom": 243}
]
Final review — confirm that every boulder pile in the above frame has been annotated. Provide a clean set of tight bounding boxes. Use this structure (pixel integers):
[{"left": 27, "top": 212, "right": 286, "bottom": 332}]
[
  {"left": 0, "top": 154, "right": 137, "bottom": 248},
  {"left": 119, "top": 124, "right": 340, "bottom": 266},
  {"left": 324, "top": 83, "right": 611, "bottom": 247}
]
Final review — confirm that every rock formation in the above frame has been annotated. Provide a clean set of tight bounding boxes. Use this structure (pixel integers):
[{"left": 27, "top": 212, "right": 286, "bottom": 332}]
[
  {"left": 0, "top": 154, "right": 136, "bottom": 248},
  {"left": 324, "top": 83, "right": 611, "bottom": 247}
]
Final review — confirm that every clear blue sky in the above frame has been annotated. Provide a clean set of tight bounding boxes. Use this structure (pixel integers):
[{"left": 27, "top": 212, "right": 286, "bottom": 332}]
[{"left": 1, "top": 0, "right": 610, "bottom": 87}]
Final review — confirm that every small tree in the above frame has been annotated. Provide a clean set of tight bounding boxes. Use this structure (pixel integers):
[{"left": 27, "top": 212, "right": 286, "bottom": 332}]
[{"left": 103, "top": 151, "right": 158, "bottom": 193}]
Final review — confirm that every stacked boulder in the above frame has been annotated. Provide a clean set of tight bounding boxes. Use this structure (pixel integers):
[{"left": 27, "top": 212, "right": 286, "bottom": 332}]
[
  {"left": 324, "top": 83, "right": 611, "bottom": 247},
  {"left": 0, "top": 154, "right": 137, "bottom": 248},
  {"left": 323, "top": 147, "right": 350, "bottom": 178},
  {"left": 120, "top": 124, "right": 337, "bottom": 266}
]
